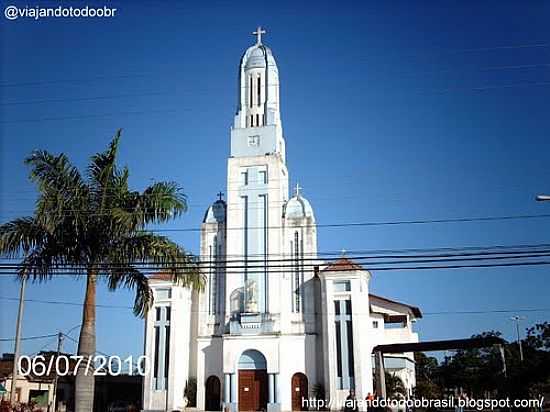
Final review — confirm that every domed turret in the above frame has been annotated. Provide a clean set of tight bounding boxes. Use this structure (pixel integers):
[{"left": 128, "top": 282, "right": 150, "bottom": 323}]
[
  {"left": 283, "top": 184, "right": 315, "bottom": 221},
  {"left": 203, "top": 197, "right": 226, "bottom": 224}
]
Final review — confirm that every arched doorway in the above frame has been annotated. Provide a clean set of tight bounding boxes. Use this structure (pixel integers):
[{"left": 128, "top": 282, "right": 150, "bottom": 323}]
[
  {"left": 238, "top": 350, "right": 268, "bottom": 411},
  {"left": 205, "top": 375, "right": 221, "bottom": 411},
  {"left": 291, "top": 373, "right": 308, "bottom": 411}
]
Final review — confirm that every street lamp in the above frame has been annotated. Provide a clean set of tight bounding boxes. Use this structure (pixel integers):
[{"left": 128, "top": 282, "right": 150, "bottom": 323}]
[
  {"left": 536, "top": 195, "right": 550, "bottom": 201},
  {"left": 510, "top": 315, "right": 526, "bottom": 362}
]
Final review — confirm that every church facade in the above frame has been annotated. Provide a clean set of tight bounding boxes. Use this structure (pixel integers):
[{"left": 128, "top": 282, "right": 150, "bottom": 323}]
[{"left": 142, "top": 29, "right": 421, "bottom": 412}]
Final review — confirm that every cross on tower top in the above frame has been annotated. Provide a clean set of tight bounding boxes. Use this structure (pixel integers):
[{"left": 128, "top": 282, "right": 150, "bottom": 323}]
[
  {"left": 252, "top": 26, "right": 266, "bottom": 45},
  {"left": 294, "top": 183, "right": 302, "bottom": 197},
  {"left": 217, "top": 191, "right": 224, "bottom": 201}
]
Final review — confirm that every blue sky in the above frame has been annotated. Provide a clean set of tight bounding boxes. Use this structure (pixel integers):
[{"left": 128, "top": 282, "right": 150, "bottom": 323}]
[{"left": 1, "top": 0, "right": 549, "bottom": 360}]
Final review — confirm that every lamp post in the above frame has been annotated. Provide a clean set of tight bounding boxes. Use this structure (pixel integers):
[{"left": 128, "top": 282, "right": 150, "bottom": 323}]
[
  {"left": 10, "top": 276, "right": 27, "bottom": 405},
  {"left": 510, "top": 315, "right": 526, "bottom": 362}
]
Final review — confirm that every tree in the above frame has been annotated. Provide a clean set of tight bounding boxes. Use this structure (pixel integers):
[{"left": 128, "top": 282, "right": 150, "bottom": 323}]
[
  {"left": 414, "top": 352, "right": 442, "bottom": 398},
  {"left": 384, "top": 372, "right": 406, "bottom": 398},
  {"left": 0, "top": 130, "right": 204, "bottom": 412}
]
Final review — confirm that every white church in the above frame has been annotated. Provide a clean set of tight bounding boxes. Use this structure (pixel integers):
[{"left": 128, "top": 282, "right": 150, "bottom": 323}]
[{"left": 142, "top": 28, "right": 422, "bottom": 412}]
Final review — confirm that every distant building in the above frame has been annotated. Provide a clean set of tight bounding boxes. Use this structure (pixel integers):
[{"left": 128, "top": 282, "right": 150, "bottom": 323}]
[
  {"left": 142, "top": 28, "right": 422, "bottom": 412},
  {"left": 0, "top": 352, "right": 141, "bottom": 412},
  {"left": 0, "top": 351, "right": 73, "bottom": 411}
]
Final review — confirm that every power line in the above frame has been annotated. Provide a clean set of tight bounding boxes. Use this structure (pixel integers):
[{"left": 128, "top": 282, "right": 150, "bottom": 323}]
[
  {"left": 0, "top": 333, "right": 57, "bottom": 342},
  {"left": 0, "top": 92, "right": 171, "bottom": 106},
  {"left": 2, "top": 248, "right": 548, "bottom": 269},
  {"left": 1, "top": 212, "right": 549, "bottom": 233},
  {"left": 0, "top": 296, "right": 132, "bottom": 309},
  {"left": 1, "top": 296, "right": 549, "bottom": 318},
  {"left": 0, "top": 243, "right": 550, "bottom": 262},
  {"left": 0, "top": 73, "right": 152, "bottom": 88},
  {"left": 1, "top": 258, "right": 550, "bottom": 276},
  {"left": 0, "top": 109, "right": 179, "bottom": 124}
]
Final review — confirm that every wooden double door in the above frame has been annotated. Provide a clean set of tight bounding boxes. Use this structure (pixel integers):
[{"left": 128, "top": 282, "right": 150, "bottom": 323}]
[{"left": 238, "top": 369, "right": 268, "bottom": 411}]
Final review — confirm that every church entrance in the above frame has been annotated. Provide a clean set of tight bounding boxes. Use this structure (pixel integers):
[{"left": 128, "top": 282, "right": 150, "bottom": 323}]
[
  {"left": 291, "top": 373, "right": 308, "bottom": 411},
  {"left": 205, "top": 375, "right": 221, "bottom": 411},
  {"left": 238, "top": 350, "right": 268, "bottom": 411}
]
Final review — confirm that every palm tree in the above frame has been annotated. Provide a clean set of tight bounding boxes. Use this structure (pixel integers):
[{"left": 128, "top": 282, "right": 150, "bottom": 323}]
[{"left": 0, "top": 130, "right": 204, "bottom": 412}]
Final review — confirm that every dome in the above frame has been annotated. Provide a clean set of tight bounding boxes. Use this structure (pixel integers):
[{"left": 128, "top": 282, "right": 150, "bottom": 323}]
[
  {"left": 242, "top": 45, "right": 276, "bottom": 70},
  {"left": 283, "top": 194, "right": 315, "bottom": 220},
  {"left": 203, "top": 199, "right": 226, "bottom": 224},
  {"left": 245, "top": 46, "right": 267, "bottom": 69}
]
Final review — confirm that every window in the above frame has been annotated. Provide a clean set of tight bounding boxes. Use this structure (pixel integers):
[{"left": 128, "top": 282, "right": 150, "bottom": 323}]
[
  {"left": 292, "top": 231, "right": 302, "bottom": 313},
  {"left": 156, "top": 288, "right": 171, "bottom": 300},
  {"left": 209, "top": 237, "right": 218, "bottom": 315},
  {"left": 372, "top": 320, "right": 379, "bottom": 329},
  {"left": 256, "top": 114, "right": 260, "bottom": 127},
  {"left": 153, "top": 306, "right": 170, "bottom": 390},
  {"left": 249, "top": 76, "right": 253, "bottom": 107},
  {"left": 248, "top": 135, "right": 260, "bottom": 147},
  {"left": 259, "top": 170, "right": 267, "bottom": 184},
  {"left": 241, "top": 170, "right": 248, "bottom": 185},
  {"left": 334, "top": 299, "right": 354, "bottom": 389},
  {"left": 257, "top": 75, "right": 262, "bottom": 107},
  {"left": 333, "top": 280, "right": 351, "bottom": 292}
]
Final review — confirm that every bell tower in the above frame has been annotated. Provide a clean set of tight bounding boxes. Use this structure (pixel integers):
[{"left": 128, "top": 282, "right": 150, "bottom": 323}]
[
  {"left": 231, "top": 26, "right": 286, "bottom": 162},
  {"left": 225, "top": 27, "right": 289, "bottom": 332}
]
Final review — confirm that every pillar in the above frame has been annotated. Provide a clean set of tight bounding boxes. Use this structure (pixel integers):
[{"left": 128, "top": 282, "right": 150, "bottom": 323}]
[
  {"left": 374, "top": 351, "right": 386, "bottom": 398},
  {"left": 224, "top": 374, "right": 231, "bottom": 403},
  {"left": 268, "top": 373, "right": 275, "bottom": 403},
  {"left": 231, "top": 373, "right": 237, "bottom": 403},
  {"left": 267, "top": 373, "right": 280, "bottom": 412}
]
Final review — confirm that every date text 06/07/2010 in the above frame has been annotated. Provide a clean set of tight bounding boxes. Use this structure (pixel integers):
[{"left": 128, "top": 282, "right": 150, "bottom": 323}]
[{"left": 17, "top": 355, "right": 149, "bottom": 377}]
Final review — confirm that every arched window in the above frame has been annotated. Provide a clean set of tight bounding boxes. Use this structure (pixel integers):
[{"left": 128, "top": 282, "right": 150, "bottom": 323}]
[
  {"left": 209, "top": 236, "right": 218, "bottom": 315},
  {"left": 256, "top": 114, "right": 260, "bottom": 128},
  {"left": 292, "top": 231, "right": 302, "bottom": 313},
  {"left": 257, "top": 75, "right": 262, "bottom": 107},
  {"left": 249, "top": 76, "right": 253, "bottom": 108}
]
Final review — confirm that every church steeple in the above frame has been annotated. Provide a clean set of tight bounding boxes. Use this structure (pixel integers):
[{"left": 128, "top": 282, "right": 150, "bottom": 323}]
[{"left": 231, "top": 27, "right": 286, "bottom": 162}]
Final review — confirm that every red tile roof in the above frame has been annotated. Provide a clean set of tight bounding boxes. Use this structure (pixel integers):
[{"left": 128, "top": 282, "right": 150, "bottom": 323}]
[
  {"left": 321, "top": 257, "right": 364, "bottom": 272},
  {"left": 148, "top": 272, "right": 173, "bottom": 282}
]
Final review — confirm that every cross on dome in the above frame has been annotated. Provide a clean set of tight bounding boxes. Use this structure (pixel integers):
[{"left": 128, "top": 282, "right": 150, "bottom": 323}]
[
  {"left": 252, "top": 26, "right": 266, "bottom": 45},
  {"left": 217, "top": 191, "right": 224, "bottom": 201},
  {"left": 294, "top": 183, "right": 302, "bottom": 197}
]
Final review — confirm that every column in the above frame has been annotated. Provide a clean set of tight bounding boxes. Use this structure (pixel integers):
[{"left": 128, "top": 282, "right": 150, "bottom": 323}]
[
  {"left": 231, "top": 373, "right": 237, "bottom": 404},
  {"left": 374, "top": 351, "right": 386, "bottom": 398},
  {"left": 268, "top": 374, "right": 275, "bottom": 403},
  {"left": 224, "top": 374, "right": 231, "bottom": 404}
]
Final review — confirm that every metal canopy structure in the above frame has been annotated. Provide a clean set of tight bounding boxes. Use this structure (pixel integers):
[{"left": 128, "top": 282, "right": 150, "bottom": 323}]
[
  {"left": 374, "top": 336, "right": 505, "bottom": 354},
  {"left": 372, "top": 336, "right": 507, "bottom": 398}
]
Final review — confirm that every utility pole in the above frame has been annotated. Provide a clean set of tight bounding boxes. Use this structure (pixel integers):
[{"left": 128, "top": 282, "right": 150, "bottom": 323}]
[
  {"left": 510, "top": 315, "right": 526, "bottom": 362},
  {"left": 51, "top": 332, "right": 64, "bottom": 412},
  {"left": 10, "top": 276, "right": 27, "bottom": 404}
]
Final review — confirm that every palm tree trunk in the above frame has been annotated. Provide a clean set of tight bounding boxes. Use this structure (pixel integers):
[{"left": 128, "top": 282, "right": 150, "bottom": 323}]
[{"left": 75, "top": 270, "right": 97, "bottom": 412}]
